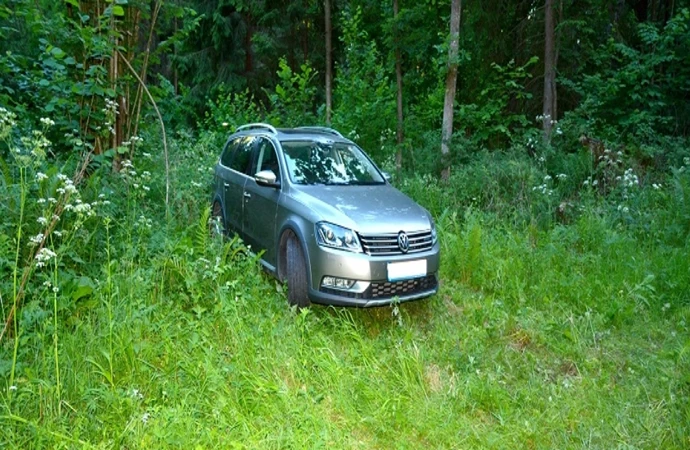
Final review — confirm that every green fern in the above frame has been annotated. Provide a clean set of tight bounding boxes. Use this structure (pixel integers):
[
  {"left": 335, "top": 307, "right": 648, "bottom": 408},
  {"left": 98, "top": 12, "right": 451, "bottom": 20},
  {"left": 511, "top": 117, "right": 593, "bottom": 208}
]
[{"left": 194, "top": 207, "right": 211, "bottom": 256}]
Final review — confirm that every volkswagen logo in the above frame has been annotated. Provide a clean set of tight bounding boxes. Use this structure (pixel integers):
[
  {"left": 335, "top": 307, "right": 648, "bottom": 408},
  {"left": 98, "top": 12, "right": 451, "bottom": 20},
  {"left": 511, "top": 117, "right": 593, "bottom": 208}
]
[{"left": 397, "top": 231, "right": 410, "bottom": 253}]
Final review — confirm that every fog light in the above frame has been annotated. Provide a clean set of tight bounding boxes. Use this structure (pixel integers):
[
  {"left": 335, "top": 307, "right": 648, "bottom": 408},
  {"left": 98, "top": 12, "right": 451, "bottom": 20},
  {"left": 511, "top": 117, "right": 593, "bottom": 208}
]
[{"left": 321, "top": 276, "right": 356, "bottom": 290}]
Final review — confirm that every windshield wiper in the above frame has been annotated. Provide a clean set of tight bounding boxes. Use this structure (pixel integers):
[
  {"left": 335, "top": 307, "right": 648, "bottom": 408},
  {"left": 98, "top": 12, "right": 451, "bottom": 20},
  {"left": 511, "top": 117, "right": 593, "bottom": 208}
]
[{"left": 349, "top": 181, "right": 385, "bottom": 186}]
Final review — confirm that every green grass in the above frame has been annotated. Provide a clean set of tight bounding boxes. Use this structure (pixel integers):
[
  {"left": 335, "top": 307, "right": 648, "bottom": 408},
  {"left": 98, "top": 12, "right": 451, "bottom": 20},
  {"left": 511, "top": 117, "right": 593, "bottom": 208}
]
[
  {"left": 1, "top": 133, "right": 689, "bottom": 448},
  {"left": 2, "top": 208, "right": 688, "bottom": 448}
]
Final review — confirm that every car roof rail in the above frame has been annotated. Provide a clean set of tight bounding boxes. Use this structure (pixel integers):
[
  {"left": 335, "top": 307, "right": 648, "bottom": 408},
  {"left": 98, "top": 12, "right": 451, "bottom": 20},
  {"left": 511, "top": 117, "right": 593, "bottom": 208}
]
[
  {"left": 295, "top": 126, "right": 344, "bottom": 138},
  {"left": 235, "top": 123, "right": 278, "bottom": 134}
]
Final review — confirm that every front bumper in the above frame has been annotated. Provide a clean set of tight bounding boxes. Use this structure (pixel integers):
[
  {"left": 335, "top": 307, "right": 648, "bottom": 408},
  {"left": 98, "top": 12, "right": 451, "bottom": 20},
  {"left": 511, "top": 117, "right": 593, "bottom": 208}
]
[{"left": 305, "top": 240, "right": 440, "bottom": 307}]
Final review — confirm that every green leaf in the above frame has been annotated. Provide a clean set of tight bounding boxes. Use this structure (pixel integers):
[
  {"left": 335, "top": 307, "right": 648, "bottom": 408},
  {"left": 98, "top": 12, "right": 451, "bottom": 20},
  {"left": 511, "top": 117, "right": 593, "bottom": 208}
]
[
  {"left": 64, "top": 0, "right": 79, "bottom": 7},
  {"left": 112, "top": 5, "right": 125, "bottom": 16},
  {"left": 50, "top": 47, "right": 66, "bottom": 59},
  {"left": 72, "top": 276, "right": 96, "bottom": 301}
]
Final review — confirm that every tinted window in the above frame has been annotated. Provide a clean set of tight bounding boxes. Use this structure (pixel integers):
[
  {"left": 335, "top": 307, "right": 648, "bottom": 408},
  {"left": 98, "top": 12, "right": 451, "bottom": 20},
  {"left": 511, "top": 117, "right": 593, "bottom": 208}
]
[
  {"left": 229, "top": 136, "right": 256, "bottom": 174},
  {"left": 254, "top": 137, "right": 281, "bottom": 182},
  {"left": 220, "top": 138, "right": 239, "bottom": 167}
]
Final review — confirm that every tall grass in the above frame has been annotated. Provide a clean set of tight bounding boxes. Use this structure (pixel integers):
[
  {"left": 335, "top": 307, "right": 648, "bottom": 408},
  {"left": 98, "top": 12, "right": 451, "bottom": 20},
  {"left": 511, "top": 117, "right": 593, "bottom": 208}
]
[{"left": 1, "top": 124, "right": 688, "bottom": 448}]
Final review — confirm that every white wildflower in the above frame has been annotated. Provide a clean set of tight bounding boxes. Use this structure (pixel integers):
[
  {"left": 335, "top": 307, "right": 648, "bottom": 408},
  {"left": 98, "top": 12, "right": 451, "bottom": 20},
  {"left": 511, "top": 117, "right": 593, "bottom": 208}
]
[
  {"left": 130, "top": 388, "right": 143, "bottom": 400},
  {"left": 35, "top": 247, "right": 57, "bottom": 267}
]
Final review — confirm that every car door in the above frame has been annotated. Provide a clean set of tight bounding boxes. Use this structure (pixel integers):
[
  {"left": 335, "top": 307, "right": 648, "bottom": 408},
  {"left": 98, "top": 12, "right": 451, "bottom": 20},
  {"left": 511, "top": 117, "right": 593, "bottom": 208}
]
[
  {"left": 217, "top": 135, "right": 255, "bottom": 236},
  {"left": 242, "top": 136, "right": 282, "bottom": 264}
]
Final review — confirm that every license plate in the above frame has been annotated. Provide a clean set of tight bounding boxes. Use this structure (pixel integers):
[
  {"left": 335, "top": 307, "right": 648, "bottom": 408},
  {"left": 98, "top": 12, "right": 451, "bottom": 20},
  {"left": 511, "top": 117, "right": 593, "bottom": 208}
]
[{"left": 387, "top": 260, "right": 427, "bottom": 282}]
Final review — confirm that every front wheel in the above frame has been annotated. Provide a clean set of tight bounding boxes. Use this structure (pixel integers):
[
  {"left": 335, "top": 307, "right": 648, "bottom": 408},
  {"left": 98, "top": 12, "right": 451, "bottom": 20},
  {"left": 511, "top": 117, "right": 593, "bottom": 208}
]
[{"left": 286, "top": 235, "right": 310, "bottom": 308}]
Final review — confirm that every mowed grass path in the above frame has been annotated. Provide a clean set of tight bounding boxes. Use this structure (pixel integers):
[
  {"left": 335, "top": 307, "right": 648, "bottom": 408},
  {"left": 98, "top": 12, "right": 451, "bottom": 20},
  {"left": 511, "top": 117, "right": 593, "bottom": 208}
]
[{"left": 3, "top": 212, "right": 688, "bottom": 449}]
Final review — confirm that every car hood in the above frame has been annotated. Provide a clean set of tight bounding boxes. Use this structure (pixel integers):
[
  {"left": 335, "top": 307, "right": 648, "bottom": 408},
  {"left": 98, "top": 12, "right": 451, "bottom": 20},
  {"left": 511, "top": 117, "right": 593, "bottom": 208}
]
[{"left": 290, "top": 184, "right": 432, "bottom": 234}]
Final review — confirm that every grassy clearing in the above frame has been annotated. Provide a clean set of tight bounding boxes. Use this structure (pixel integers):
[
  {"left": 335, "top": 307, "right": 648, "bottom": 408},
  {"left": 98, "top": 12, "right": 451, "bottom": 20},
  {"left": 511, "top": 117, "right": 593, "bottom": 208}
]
[
  {"left": 1, "top": 132, "right": 689, "bottom": 448},
  {"left": 2, "top": 207, "right": 688, "bottom": 448}
]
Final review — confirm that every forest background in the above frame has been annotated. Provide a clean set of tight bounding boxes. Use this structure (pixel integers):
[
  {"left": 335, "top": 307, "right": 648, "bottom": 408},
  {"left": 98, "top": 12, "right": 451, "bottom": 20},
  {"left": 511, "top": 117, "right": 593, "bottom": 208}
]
[{"left": 0, "top": 0, "right": 689, "bottom": 448}]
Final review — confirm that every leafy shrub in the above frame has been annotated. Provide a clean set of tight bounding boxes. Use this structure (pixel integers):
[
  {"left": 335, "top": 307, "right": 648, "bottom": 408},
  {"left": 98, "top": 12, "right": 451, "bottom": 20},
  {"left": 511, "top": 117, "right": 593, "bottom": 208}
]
[
  {"left": 332, "top": 6, "right": 396, "bottom": 160},
  {"left": 265, "top": 57, "right": 319, "bottom": 127},
  {"left": 201, "top": 87, "right": 265, "bottom": 148},
  {"left": 561, "top": 9, "right": 690, "bottom": 147},
  {"left": 457, "top": 58, "right": 537, "bottom": 149}
]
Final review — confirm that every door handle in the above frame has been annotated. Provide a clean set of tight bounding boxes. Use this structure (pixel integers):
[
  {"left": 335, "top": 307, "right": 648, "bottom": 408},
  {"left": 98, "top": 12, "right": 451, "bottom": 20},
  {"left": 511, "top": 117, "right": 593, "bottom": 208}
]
[
  {"left": 243, "top": 192, "right": 251, "bottom": 199},
  {"left": 223, "top": 182, "right": 230, "bottom": 188}
]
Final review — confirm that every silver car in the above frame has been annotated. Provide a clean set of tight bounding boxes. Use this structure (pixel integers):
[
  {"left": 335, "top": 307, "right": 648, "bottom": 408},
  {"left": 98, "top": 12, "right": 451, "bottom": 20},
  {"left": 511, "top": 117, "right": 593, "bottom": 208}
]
[{"left": 211, "top": 123, "right": 440, "bottom": 307}]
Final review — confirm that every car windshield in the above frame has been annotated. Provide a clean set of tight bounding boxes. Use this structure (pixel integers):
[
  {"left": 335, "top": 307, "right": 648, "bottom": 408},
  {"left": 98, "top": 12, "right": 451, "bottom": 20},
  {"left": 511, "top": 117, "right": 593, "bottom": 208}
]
[{"left": 281, "top": 141, "right": 385, "bottom": 185}]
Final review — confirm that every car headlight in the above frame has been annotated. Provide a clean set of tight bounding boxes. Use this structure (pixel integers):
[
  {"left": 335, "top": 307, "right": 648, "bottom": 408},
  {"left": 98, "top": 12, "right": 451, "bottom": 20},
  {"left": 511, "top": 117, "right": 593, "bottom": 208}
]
[
  {"left": 315, "top": 222, "right": 362, "bottom": 252},
  {"left": 431, "top": 221, "right": 438, "bottom": 244}
]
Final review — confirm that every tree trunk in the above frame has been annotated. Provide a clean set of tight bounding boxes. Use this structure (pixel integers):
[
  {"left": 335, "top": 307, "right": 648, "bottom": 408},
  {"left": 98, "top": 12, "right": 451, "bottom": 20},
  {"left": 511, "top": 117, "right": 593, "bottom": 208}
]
[
  {"left": 110, "top": 16, "right": 121, "bottom": 151},
  {"left": 131, "top": 0, "right": 162, "bottom": 142},
  {"left": 394, "top": 0, "right": 404, "bottom": 173},
  {"left": 173, "top": 16, "right": 178, "bottom": 95},
  {"left": 303, "top": 14, "right": 309, "bottom": 61},
  {"left": 542, "top": 0, "right": 556, "bottom": 142},
  {"left": 633, "top": 0, "right": 648, "bottom": 23},
  {"left": 325, "top": 0, "right": 332, "bottom": 124},
  {"left": 245, "top": 14, "right": 254, "bottom": 74},
  {"left": 441, "top": 0, "right": 461, "bottom": 181}
]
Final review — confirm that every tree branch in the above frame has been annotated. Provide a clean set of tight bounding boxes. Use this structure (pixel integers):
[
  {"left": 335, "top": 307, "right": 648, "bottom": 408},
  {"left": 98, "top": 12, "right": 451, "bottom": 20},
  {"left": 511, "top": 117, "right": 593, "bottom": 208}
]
[{"left": 117, "top": 49, "right": 170, "bottom": 219}]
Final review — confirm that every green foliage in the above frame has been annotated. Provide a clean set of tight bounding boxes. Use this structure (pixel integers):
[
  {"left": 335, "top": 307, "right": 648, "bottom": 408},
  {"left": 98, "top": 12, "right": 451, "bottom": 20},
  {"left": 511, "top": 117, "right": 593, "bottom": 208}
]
[
  {"left": 265, "top": 57, "right": 318, "bottom": 127},
  {"left": 0, "top": 2, "right": 120, "bottom": 152},
  {"left": 332, "top": 6, "right": 396, "bottom": 160},
  {"left": 561, "top": 9, "right": 690, "bottom": 147},
  {"left": 1, "top": 127, "right": 689, "bottom": 448},
  {"left": 3, "top": 1, "right": 690, "bottom": 447},
  {"left": 201, "top": 87, "right": 265, "bottom": 148},
  {"left": 458, "top": 58, "right": 537, "bottom": 149}
]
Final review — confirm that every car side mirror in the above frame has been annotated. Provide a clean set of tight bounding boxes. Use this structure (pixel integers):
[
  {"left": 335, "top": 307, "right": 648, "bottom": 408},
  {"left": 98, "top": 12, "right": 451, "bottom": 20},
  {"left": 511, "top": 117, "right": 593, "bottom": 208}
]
[
  {"left": 381, "top": 171, "right": 392, "bottom": 183},
  {"left": 255, "top": 169, "right": 280, "bottom": 188}
]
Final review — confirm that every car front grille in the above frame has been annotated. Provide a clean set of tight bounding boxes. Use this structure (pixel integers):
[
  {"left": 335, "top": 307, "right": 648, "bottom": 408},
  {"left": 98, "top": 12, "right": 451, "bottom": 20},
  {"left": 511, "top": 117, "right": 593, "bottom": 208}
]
[
  {"left": 370, "top": 275, "right": 437, "bottom": 299},
  {"left": 358, "top": 230, "right": 433, "bottom": 256}
]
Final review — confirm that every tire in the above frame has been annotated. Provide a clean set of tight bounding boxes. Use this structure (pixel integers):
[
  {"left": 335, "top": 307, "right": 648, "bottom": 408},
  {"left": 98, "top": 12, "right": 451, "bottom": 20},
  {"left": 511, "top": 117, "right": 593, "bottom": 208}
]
[
  {"left": 286, "top": 235, "right": 311, "bottom": 308},
  {"left": 210, "top": 201, "right": 226, "bottom": 237}
]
